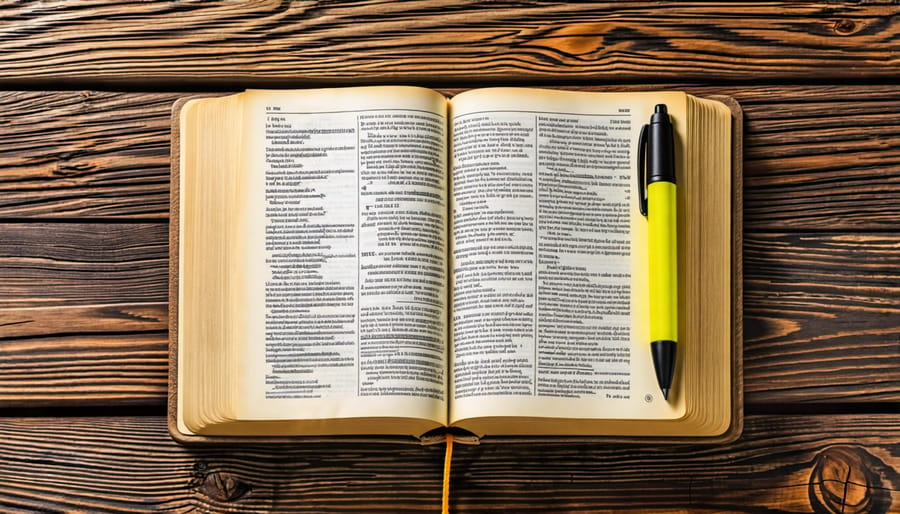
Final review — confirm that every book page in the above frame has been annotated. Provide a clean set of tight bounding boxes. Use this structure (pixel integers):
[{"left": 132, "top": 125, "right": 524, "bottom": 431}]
[
  {"left": 449, "top": 88, "right": 686, "bottom": 428},
  {"left": 177, "top": 94, "right": 246, "bottom": 436},
  {"left": 235, "top": 87, "right": 449, "bottom": 430}
]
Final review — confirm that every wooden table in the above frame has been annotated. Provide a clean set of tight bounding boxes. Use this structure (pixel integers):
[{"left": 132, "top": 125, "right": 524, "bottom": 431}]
[{"left": 1, "top": 2, "right": 898, "bottom": 512}]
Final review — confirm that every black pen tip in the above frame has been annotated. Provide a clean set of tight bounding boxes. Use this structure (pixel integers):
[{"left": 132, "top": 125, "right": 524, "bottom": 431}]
[
  {"left": 654, "top": 104, "right": 667, "bottom": 114},
  {"left": 651, "top": 340, "right": 677, "bottom": 402}
]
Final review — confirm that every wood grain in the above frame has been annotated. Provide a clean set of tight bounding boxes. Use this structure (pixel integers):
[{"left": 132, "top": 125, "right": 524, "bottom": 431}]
[
  {"left": 0, "top": 222, "right": 168, "bottom": 309},
  {"left": 0, "top": 414, "right": 896, "bottom": 512},
  {"left": 0, "top": 1, "right": 896, "bottom": 87},
  {"left": 0, "top": 333, "right": 167, "bottom": 408},
  {"left": 0, "top": 303, "right": 166, "bottom": 339},
  {"left": 743, "top": 233, "right": 900, "bottom": 403},
  {"left": 0, "top": 87, "right": 898, "bottom": 228},
  {"left": 738, "top": 87, "right": 900, "bottom": 231},
  {"left": 0, "top": 92, "right": 176, "bottom": 219},
  {"left": 0, "top": 223, "right": 168, "bottom": 406}
]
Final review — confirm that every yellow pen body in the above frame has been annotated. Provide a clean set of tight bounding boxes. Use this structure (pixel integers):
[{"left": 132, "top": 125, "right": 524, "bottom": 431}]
[
  {"left": 648, "top": 181, "right": 678, "bottom": 344},
  {"left": 641, "top": 103, "right": 677, "bottom": 400}
]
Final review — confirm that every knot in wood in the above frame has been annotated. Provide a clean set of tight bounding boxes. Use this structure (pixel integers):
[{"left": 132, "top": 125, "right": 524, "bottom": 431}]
[
  {"left": 54, "top": 150, "right": 95, "bottom": 176},
  {"left": 191, "top": 462, "right": 251, "bottom": 503},
  {"left": 833, "top": 19, "right": 857, "bottom": 35},
  {"left": 808, "top": 445, "right": 892, "bottom": 514}
]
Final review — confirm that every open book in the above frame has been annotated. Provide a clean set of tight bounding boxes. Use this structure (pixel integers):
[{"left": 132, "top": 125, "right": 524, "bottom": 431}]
[{"left": 170, "top": 86, "right": 741, "bottom": 442}]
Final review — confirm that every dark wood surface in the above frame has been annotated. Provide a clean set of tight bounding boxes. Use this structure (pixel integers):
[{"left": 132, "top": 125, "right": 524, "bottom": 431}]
[
  {"left": 0, "top": 1, "right": 897, "bottom": 512},
  {"left": 0, "top": 415, "right": 898, "bottom": 512}
]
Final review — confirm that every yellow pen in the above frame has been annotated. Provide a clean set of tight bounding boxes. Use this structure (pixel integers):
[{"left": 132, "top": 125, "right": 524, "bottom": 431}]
[{"left": 638, "top": 104, "right": 678, "bottom": 401}]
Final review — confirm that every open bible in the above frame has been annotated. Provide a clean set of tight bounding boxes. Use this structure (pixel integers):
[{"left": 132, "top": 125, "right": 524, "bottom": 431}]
[{"left": 170, "top": 86, "right": 741, "bottom": 442}]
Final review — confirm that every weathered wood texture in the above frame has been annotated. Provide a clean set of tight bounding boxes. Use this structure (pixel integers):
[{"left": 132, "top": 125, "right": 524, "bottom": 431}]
[
  {"left": 0, "top": 334, "right": 167, "bottom": 407},
  {"left": 0, "top": 1, "right": 897, "bottom": 86},
  {"left": 0, "top": 223, "right": 167, "bottom": 309},
  {"left": 737, "top": 87, "right": 900, "bottom": 231},
  {"left": 2, "top": 224, "right": 897, "bottom": 407},
  {"left": 0, "top": 415, "right": 897, "bottom": 513},
  {"left": 1, "top": 87, "right": 898, "bottom": 226},
  {"left": 743, "top": 233, "right": 900, "bottom": 404},
  {"left": 0, "top": 92, "right": 175, "bottom": 219},
  {"left": 0, "top": 222, "right": 168, "bottom": 406}
]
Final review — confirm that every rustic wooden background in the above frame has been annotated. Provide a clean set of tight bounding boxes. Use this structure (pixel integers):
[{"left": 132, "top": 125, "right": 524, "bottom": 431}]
[{"left": 1, "top": 1, "right": 898, "bottom": 512}]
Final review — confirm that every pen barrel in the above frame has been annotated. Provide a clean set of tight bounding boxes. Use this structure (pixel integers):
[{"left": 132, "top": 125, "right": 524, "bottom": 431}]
[{"left": 648, "top": 181, "right": 678, "bottom": 343}]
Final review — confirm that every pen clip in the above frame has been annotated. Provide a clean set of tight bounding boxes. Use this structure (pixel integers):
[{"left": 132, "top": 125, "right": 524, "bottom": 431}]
[{"left": 637, "top": 122, "right": 649, "bottom": 216}]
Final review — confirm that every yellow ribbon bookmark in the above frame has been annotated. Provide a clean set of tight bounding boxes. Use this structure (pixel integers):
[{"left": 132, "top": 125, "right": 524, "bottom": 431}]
[{"left": 442, "top": 433, "right": 454, "bottom": 514}]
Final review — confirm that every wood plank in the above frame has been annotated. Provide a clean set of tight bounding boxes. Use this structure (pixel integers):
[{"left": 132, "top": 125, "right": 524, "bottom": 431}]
[
  {"left": 1, "top": 223, "right": 897, "bottom": 406},
  {"left": 0, "top": 92, "right": 176, "bottom": 218},
  {"left": 737, "top": 86, "right": 900, "bottom": 231},
  {"left": 0, "top": 87, "right": 897, "bottom": 228},
  {"left": 0, "top": 333, "right": 167, "bottom": 408},
  {"left": 0, "top": 303, "right": 166, "bottom": 339},
  {"left": 0, "top": 415, "right": 896, "bottom": 512},
  {"left": 0, "top": 222, "right": 168, "bottom": 309},
  {"left": 0, "top": 223, "right": 168, "bottom": 406},
  {"left": 743, "top": 233, "right": 900, "bottom": 403},
  {"left": 0, "top": 2, "right": 896, "bottom": 86}
]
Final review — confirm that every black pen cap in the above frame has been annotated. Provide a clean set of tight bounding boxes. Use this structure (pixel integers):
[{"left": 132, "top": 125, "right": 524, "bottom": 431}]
[{"left": 647, "top": 104, "right": 676, "bottom": 184}]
